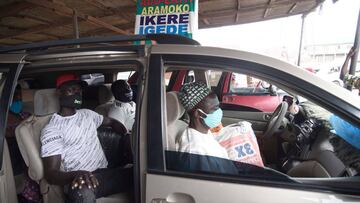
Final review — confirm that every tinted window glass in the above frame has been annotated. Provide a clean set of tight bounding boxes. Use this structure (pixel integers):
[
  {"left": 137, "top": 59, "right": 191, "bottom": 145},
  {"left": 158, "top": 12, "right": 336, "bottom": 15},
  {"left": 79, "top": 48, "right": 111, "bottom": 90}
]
[{"left": 0, "top": 72, "right": 6, "bottom": 101}]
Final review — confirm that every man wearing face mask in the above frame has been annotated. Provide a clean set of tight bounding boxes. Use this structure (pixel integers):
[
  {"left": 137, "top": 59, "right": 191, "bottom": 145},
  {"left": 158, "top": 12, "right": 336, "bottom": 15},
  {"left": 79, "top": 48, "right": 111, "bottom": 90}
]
[
  {"left": 6, "top": 85, "right": 30, "bottom": 173},
  {"left": 6, "top": 85, "right": 42, "bottom": 202},
  {"left": 108, "top": 80, "right": 136, "bottom": 133},
  {"left": 176, "top": 82, "right": 229, "bottom": 159},
  {"left": 40, "top": 74, "right": 132, "bottom": 203}
]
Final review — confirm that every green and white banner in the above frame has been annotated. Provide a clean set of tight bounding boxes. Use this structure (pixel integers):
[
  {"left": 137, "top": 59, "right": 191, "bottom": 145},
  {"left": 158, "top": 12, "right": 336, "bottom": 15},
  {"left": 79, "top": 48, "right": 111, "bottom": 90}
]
[{"left": 135, "top": 0, "right": 198, "bottom": 39}]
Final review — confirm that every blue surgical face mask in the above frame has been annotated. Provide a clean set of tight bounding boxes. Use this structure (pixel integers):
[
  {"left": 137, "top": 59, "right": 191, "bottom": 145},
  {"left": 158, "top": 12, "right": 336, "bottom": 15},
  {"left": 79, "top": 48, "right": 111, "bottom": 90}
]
[
  {"left": 10, "top": 100, "right": 23, "bottom": 114},
  {"left": 198, "top": 108, "right": 223, "bottom": 129}
]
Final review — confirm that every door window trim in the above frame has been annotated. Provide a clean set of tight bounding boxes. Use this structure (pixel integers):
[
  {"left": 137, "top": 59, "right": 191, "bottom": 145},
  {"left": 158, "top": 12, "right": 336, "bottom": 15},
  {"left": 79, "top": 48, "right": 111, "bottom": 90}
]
[{"left": 0, "top": 64, "right": 23, "bottom": 169}]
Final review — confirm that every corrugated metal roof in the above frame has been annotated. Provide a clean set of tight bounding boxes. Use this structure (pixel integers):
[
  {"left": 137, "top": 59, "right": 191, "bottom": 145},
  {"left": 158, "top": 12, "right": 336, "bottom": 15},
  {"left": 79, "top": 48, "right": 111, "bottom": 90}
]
[{"left": 0, "top": 0, "right": 324, "bottom": 45}]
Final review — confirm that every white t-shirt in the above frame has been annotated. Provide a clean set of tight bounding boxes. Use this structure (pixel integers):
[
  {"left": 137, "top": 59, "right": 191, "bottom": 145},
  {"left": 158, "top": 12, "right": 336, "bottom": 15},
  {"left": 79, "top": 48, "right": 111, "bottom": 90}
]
[
  {"left": 176, "top": 127, "right": 229, "bottom": 159},
  {"left": 108, "top": 100, "right": 136, "bottom": 133},
  {"left": 40, "top": 109, "right": 108, "bottom": 172}
]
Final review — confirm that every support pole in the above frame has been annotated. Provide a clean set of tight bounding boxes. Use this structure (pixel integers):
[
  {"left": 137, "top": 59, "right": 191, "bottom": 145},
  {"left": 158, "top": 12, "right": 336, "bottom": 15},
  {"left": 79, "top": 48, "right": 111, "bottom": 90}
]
[
  {"left": 297, "top": 14, "right": 306, "bottom": 66},
  {"left": 349, "top": 9, "right": 360, "bottom": 75},
  {"left": 73, "top": 10, "right": 79, "bottom": 47}
]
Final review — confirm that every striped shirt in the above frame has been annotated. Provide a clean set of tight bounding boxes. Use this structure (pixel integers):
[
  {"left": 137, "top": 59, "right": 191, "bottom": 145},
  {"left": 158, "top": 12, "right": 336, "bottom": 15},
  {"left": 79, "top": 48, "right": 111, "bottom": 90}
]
[{"left": 40, "top": 109, "right": 108, "bottom": 172}]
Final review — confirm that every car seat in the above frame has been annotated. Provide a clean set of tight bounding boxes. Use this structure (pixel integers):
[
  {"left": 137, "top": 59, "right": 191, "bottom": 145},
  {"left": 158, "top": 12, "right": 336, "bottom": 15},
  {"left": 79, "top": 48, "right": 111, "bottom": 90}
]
[
  {"left": 95, "top": 84, "right": 115, "bottom": 116},
  {"left": 15, "top": 89, "right": 64, "bottom": 203},
  {"left": 21, "top": 88, "right": 36, "bottom": 114},
  {"left": 15, "top": 89, "right": 130, "bottom": 203},
  {"left": 83, "top": 84, "right": 114, "bottom": 110},
  {"left": 166, "top": 92, "right": 188, "bottom": 151}
]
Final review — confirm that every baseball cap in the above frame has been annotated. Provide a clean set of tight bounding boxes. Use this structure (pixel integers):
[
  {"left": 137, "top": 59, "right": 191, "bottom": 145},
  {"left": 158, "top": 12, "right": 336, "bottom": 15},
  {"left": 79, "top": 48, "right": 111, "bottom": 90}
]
[{"left": 56, "top": 73, "right": 80, "bottom": 88}]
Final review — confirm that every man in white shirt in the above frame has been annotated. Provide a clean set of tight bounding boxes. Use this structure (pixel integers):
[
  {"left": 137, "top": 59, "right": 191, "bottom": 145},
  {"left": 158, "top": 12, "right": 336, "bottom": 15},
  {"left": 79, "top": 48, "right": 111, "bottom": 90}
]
[
  {"left": 41, "top": 74, "right": 132, "bottom": 203},
  {"left": 108, "top": 80, "right": 136, "bottom": 133},
  {"left": 176, "top": 82, "right": 229, "bottom": 159}
]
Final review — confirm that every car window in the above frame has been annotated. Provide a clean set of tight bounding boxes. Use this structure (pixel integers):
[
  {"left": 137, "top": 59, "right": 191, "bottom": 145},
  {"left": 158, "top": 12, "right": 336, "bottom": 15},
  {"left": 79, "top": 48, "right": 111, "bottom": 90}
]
[
  {"left": 81, "top": 73, "right": 104, "bottom": 86},
  {"left": 165, "top": 71, "right": 173, "bottom": 86},
  {"left": 117, "top": 71, "right": 135, "bottom": 80},
  {"left": 0, "top": 72, "right": 6, "bottom": 100},
  {"left": 229, "top": 73, "right": 271, "bottom": 95},
  {"left": 208, "top": 70, "right": 222, "bottom": 88}
]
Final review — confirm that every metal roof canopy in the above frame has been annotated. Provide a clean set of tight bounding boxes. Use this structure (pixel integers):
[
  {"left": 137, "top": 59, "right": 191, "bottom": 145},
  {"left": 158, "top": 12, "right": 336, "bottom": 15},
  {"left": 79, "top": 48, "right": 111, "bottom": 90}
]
[{"left": 0, "top": 0, "right": 324, "bottom": 46}]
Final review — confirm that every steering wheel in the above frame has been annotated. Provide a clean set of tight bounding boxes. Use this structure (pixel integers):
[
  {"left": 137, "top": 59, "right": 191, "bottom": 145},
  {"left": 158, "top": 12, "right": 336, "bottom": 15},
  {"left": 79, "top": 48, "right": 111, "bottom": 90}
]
[{"left": 263, "top": 102, "right": 288, "bottom": 137}]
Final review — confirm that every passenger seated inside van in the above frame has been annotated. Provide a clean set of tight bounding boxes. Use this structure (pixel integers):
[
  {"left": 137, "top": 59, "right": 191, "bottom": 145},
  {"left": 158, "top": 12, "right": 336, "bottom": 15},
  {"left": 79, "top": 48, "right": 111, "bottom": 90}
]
[
  {"left": 6, "top": 84, "right": 41, "bottom": 202},
  {"left": 40, "top": 74, "right": 132, "bottom": 203},
  {"left": 176, "top": 82, "right": 229, "bottom": 159},
  {"left": 176, "top": 82, "right": 263, "bottom": 167},
  {"left": 108, "top": 80, "right": 136, "bottom": 133}
]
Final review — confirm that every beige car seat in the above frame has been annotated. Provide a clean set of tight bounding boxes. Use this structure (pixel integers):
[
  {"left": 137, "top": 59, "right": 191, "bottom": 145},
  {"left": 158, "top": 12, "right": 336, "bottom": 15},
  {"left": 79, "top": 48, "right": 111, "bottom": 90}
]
[
  {"left": 166, "top": 92, "right": 188, "bottom": 151},
  {"left": 15, "top": 89, "right": 64, "bottom": 203},
  {"left": 95, "top": 84, "right": 115, "bottom": 116},
  {"left": 15, "top": 89, "right": 130, "bottom": 203},
  {"left": 21, "top": 88, "right": 36, "bottom": 114}
]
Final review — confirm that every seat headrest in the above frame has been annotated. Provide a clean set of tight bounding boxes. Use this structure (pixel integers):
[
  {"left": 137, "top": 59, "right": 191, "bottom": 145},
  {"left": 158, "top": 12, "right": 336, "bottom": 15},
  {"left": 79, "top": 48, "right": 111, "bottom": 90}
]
[
  {"left": 166, "top": 91, "right": 185, "bottom": 125},
  {"left": 98, "top": 84, "right": 114, "bottom": 105},
  {"left": 21, "top": 89, "right": 36, "bottom": 102},
  {"left": 34, "top": 89, "right": 60, "bottom": 116}
]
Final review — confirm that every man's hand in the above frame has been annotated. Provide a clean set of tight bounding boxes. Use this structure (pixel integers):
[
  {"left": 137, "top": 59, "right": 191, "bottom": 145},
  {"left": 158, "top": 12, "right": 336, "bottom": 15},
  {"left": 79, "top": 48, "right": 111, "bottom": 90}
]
[
  {"left": 71, "top": 171, "right": 99, "bottom": 190},
  {"left": 347, "top": 47, "right": 357, "bottom": 58}
]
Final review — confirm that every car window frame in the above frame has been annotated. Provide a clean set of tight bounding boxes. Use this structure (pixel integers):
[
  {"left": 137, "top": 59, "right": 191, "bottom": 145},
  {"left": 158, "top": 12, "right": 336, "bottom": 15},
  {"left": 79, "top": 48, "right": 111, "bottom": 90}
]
[
  {"left": 0, "top": 63, "right": 23, "bottom": 169},
  {"left": 146, "top": 53, "right": 360, "bottom": 196}
]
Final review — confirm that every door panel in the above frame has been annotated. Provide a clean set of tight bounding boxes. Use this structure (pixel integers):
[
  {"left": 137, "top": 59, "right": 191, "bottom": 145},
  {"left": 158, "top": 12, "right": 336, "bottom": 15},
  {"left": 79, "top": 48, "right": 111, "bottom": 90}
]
[
  {"left": 0, "top": 140, "right": 18, "bottom": 203},
  {"left": 222, "top": 110, "right": 270, "bottom": 133},
  {"left": 146, "top": 174, "right": 360, "bottom": 203}
]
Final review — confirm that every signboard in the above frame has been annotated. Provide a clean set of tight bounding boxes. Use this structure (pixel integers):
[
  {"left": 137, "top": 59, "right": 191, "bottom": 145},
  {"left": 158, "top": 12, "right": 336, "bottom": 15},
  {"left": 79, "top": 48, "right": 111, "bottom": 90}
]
[{"left": 135, "top": 0, "right": 198, "bottom": 39}]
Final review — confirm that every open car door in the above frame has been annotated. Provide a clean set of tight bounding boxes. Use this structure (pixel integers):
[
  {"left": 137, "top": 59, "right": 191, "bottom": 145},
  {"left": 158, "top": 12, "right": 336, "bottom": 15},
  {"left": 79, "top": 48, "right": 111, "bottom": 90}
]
[
  {"left": 0, "top": 54, "right": 25, "bottom": 203},
  {"left": 141, "top": 45, "right": 360, "bottom": 203}
]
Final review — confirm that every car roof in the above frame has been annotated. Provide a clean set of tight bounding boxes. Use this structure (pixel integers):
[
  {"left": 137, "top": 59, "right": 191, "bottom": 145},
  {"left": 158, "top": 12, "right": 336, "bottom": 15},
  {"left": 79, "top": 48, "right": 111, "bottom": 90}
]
[{"left": 0, "top": 34, "right": 200, "bottom": 55}]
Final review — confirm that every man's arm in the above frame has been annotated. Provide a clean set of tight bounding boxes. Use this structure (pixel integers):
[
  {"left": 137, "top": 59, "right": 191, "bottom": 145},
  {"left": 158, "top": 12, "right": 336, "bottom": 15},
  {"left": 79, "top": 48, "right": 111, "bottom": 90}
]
[
  {"left": 340, "top": 47, "right": 356, "bottom": 80},
  {"left": 43, "top": 155, "right": 78, "bottom": 185},
  {"left": 102, "top": 116, "right": 127, "bottom": 135},
  {"left": 43, "top": 156, "right": 98, "bottom": 189}
]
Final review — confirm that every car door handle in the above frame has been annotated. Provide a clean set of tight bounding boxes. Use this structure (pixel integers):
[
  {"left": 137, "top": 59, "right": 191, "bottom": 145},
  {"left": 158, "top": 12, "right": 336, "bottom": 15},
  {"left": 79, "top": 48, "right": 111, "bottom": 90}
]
[
  {"left": 151, "top": 198, "right": 169, "bottom": 203},
  {"left": 152, "top": 193, "right": 195, "bottom": 203},
  {"left": 264, "top": 114, "right": 271, "bottom": 120}
]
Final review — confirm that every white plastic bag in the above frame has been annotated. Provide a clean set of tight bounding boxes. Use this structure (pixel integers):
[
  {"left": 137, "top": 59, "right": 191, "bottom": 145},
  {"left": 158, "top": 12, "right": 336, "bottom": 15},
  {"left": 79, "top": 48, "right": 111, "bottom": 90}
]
[{"left": 213, "top": 121, "right": 264, "bottom": 167}]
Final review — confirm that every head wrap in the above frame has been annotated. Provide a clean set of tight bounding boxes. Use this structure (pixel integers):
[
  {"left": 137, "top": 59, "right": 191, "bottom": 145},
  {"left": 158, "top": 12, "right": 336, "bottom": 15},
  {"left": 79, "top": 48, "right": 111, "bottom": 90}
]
[{"left": 178, "top": 82, "right": 211, "bottom": 111}]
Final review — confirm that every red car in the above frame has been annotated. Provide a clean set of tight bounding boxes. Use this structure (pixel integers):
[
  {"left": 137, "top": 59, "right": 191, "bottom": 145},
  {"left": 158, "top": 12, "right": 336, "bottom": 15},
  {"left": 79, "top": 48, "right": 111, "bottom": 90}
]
[{"left": 166, "top": 70, "right": 286, "bottom": 112}]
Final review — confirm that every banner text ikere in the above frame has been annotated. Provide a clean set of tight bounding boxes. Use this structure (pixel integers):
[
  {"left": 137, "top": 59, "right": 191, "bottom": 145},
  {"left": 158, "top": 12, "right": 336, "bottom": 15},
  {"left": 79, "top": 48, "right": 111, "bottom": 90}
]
[{"left": 138, "top": 13, "right": 190, "bottom": 35}]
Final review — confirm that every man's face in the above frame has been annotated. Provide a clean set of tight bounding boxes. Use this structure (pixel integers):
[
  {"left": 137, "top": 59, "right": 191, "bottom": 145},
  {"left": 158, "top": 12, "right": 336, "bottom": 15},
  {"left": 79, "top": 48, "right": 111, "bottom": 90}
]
[
  {"left": 60, "top": 83, "right": 82, "bottom": 98},
  {"left": 198, "top": 94, "right": 220, "bottom": 114}
]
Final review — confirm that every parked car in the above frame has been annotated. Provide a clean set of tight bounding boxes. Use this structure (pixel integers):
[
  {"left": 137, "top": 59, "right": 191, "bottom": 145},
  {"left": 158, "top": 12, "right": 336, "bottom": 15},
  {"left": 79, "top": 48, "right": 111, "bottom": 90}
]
[
  {"left": 0, "top": 35, "right": 359, "bottom": 203},
  {"left": 167, "top": 70, "right": 287, "bottom": 112}
]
